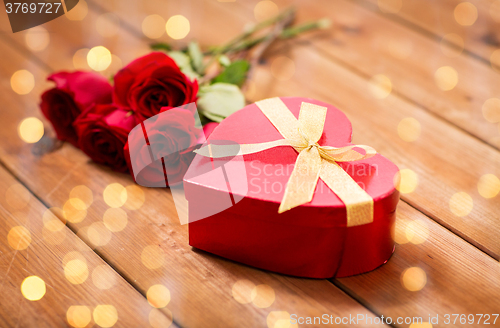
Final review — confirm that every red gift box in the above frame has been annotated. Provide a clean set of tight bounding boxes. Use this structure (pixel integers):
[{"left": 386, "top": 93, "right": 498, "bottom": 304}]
[{"left": 184, "top": 97, "right": 399, "bottom": 278}]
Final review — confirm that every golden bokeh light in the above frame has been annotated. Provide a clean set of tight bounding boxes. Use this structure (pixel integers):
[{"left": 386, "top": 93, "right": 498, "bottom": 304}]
[
  {"left": 387, "top": 39, "right": 413, "bottom": 59},
  {"left": 66, "top": 0, "right": 88, "bottom": 21},
  {"left": 87, "top": 46, "right": 112, "bottom": 72},
  {"left": 251, "top": 284, "right": 275, "bottom": 308},
  {"left": 25, "top": 26, "right": 50, "bottom": 52},
  {"left": 8, "top": 226, "right": 31, "bottom": 250},
  {"left": 63, "top": 198, "right": 87, "bottom": 223},
  {"left": 103, "top": 208, "right": 127, "bottom": 232},
  {"left": 482, "top": 98, "right": 500, "bottom": 123},
  {"left": 93, "top": 305, "right": 118, "bottom": 328},
  {"left": 103, "top": 183, "right": 127, "bottom": 208},
  {"left": 70, "top": 185, "right": 93, "bottom": 209},
  {"left": 149, "top": 308, "right": 173, "bottom": 328},
  {"left": 141, "top": 245, "right": 166, "bottom": 270},
  {"left": 490, "top": 49, "right": 500, "bottom": 72},
  {"left": 232, "top": 279, "right": 256, "bottom": 304},
  {"left": 378, "top": 0, "right": 402, "bottom": 14},
  {"left": 392, "top": 219, "right": 409, "bottom": 244},
  {"left": 92, "top": 265, "right": 117, "bottom": 290},
  {"left": 18, "top": 117, "right": 44, "bottom": 143},
  {"left": 142, "top": 14, "right": 165, "bottom": 39},
  {"left": 96, "top": 13, "right": 120, "bottom": 38},
  {"left": 64, "top": 259, "right": 89, "bottom": 285},
  {"left": 166, "top": 15, "right": 190, "bottom": 40},
  {"left": 67, "top": 305, "right": 92, "bottom": 328},
  {"left": 405, "top": 219, "right": 429, "bottom": 244},
  {"left": 409, "top": 322, "right": 433, "bottom": 328},
  {"left": 88, "top": 222, "right": 112, "bottom": 247},
  {"left": 123, "top": 185, "right": 145, "bottom": 210},
  {"left": 63, "top": 251, "right": 86, "bottom": 266},
  {"left": 397, "top": 117, "right": 421, "bottom": 142},
  {"left": 440, "top": 33, "right": 464, "bottom": 58},
  {"left": 5, "top": 183, "right": 31, "bottom": 209},
  {"left": 73, "top": 48, "right": 90, "bottom": 70},
  {"left": 434, "top": 66, "right": 458, "bottom": 91},
  {"left": 21, "top": 276, "right": 46, "bottom": 301},
  {"left": 491, "top": 0, "right": 500, "bottom": 22},
  {"left": 369, "top": 74, "right": 392, "bottom": 99},
  {"left": 477, "top": 174, "right": 500, "bottom": 199},
  {"left": 271, "top": 56, "right": 295, "bottom": 82},
  {"left": 449, "top": 191, "right": 473, "bottom": 217},
  {"left": 147, "top": 284, "right": 171, "bottom": 308},
  {"left": 11, "top": 70, "right": 35, "bottom": 95},
  {"left": 394, "top": 169, "right": 418, "bottom": 194},
  {"left": 454, "top": 2, "right": 478, "bottom": 26},
  {"left": 401, "top": 267, "right": 427, "bottom": 291},
  {"left": 254, "top": 1, "right": 279, "bottom": 21},
  {"left": 267, "top": 311, "right": 295, "bottom": 328}
]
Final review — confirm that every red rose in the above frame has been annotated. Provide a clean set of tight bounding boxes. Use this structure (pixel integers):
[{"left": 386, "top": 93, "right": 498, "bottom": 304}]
[
  {"left": 113, "top": 52, "right": 198, "bottom": 120},
  {"left": 40, "top": 71, "right": 113, "bottom": 147},
  {"left": 74, "top": 104, "right": 137, "bottom": 173},
  {"left": 125, "top": 107, "right": 201, "bottom": 187}
]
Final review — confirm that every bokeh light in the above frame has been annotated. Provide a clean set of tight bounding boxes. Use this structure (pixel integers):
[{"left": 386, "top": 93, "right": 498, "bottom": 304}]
[
  {"left": 5, "top": 183, "right": 31, "bottom": 210},
  {"left": 271, "top": 56, "right": 295, "bottom": 81},
  {"left": 405, "top": 219, "right": 429, "bottom": 244},
  {"left": 67, "top": 305, "right": 92, "bottom": 328},
  {"left": 92, "top": 265, "right": 117, "bottom": 290},
  {"left": 142, "top": 14, "right": 165, "bottom": 39},
  {"left": 232, "top": 279, "right": 256, "bottom": 304},
  {"left": 96, "top": 13, "right": 120, "bottom": 38},
  {"left": 18, "top": 117, "right": 44, "bottom": 143},
  {"left": 409, "top": 322, "right": 433, "bottom": 328},
  {"left": 491, "top": 0, "right": 500, "bottom": 22},
  {"left": 369, "top": 74, "right": 392, "bottom": 99},
  {"left": 147, "top": 284, "right": 171, "bottom": 308},
  {"left": 88, "top": 222, "right": 112, "bottom": 247},
  {"left": 254, "top": 1, "right": 279, "bottom": 21},
  {"left": 449, "top": 192, "right": 473, "bottom": 217},
  {"left": 141, "top": 245, "right": 165, "bottom": 270},
  {"left": 454, "top": 2, "right": 478, "bottom": 26},
  {"left": 394, "top": 169, "right": 418, "bottom": 194},
  {"left": 11, "top": 70, "right": 35, "bottom": 95},
  {"left": 123, "top": 185, "right": 145, "bottom": 210},
  {"left": 434, "top": 66, "right": 458, "bottom": 91},
  {"left": 166, "top": 15, "right": 190, "bottom": 40},
  {"left": 63, "top": 198, "right": 87, "bottom": 223},
  {"left": 490, "top": 49, "right": 500, "bottom": 72},
  {"left": 64, "top": 259, "right": 89, "bottom": 284},
  {"left": 66, "top": 0, "right": 88, "bottom": 21},
  {"left": 392, "top": 219, "right": 409, "bottom": 244},
  {"left": 21, "top": 276, "right": 46, "bottom": 301},
  {"left": 73, "top": 48, "right": 90, "bottom": 70},
  {"left": 8, "top": 226, "right": 31, "bottom": 250},
  {"left": 149, "top": 308, "right": 173, "bottom": 328},
  {"left": 251, "top": 284, "right": 275, "bottom": 308},
  {"left": 397, "top": 117, "right": 421, "bottom": 142},
  {"left": 477, "top": 174, "right": 500, "bottom": 199},
  {"left": 482, "top": 98, "right": 500, "bottom": 123},
  {"left": 440, "top": 33, "right": 464, "bottom": 58},
  {"left": 93, "top": 305, "right": 118, "bottom": 328},
  {"left": 103, "top": 183, "right": 127, "bottom": 208},
  {"left": 70, "top": 185, "right": 93, "bottom": 209},
  {"left": 87, "top": 46, "right": 112, "bottom": 72},
  {"left": 378, "top": 0, "right": 402, "bottom": 14},
  {"left": 25, "top": 26, "right": 50, "bottom": 52},
  {"left": 267, "top": 311, "right": 295, "bottom": 328},
  {"left": 401, "top": 267, "right": 427, "bottom": 291},
  {"left": 103, "top": 208, "right": 127, "bottom": 232}
]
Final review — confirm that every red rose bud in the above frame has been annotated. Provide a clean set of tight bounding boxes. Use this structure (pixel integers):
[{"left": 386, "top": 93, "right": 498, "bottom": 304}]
[
  {"left": 113, "top": 52, "right": 198, "bottom": 121},
  {"left": 40, "top": 71, "right": 113, "bottom": 147},
  {"left": 125, "top": 106, "right": 201, "bottom": 187},
  {"left": 74, "top": 104, "right": 137, "bottom": 173}
]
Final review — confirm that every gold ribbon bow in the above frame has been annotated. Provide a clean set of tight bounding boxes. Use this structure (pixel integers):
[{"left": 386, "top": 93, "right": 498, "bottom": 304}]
[{"left": 195, "top": 98, "right": 377, "bottom": 227}]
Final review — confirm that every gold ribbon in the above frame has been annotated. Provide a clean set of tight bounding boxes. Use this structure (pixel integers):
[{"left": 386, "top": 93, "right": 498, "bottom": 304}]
[{"left": 195, "top": 97, "right": 377, "bottom": 227}]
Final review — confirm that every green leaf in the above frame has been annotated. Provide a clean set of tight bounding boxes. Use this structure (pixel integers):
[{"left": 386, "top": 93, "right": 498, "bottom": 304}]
[
  {"left": 197, "top": 83, "right": 246, "bottom": 120},
  {"left": 150, "top": 42, "right": 172, "bottom": 52},
  {"left": 212, "top": 60, "right": 250, "bottom": 87},
  {"left": 168, "top": 51, "right": 200, "bottom": 81},
  {"left": 188, "top": 41, "right": 204, "bottom": 74}
]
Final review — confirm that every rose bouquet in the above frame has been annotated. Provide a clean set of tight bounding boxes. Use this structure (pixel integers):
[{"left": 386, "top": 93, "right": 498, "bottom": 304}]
[{"left": 39, "top": 8, "right": 328, "bottom": 185}]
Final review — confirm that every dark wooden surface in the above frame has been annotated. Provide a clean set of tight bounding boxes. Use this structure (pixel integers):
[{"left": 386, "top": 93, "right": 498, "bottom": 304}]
[{"left": 0, "top": 0, "right": 499, "bottom": 327}]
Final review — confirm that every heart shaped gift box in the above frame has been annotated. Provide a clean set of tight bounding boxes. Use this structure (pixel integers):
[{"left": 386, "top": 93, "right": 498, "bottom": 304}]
[{"left": 184, "top": 97, "right": 399, "bottom": 278}]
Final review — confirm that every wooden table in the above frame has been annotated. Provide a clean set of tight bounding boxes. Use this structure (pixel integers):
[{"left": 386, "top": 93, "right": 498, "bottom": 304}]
[{"left": 1, "top": 0, "right": 500, "bottom": 327}]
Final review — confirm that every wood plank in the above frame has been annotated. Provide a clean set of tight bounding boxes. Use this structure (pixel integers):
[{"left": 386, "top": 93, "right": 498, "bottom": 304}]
[
  {"left": 0, "top": 13, "right": 385, "bottom": 328},
  {"left": 0, "top": 167, "right": 174, "bottom": 328},
  {"left": 362, "top": 0, "right": 500, "bottom": 64}
]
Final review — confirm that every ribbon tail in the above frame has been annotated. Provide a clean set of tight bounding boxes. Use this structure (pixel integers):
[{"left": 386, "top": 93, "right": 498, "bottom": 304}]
[
  {"left": 278, "top": 146, "right": 322, "bottom": 213},
  {"left": 194, "top": 139, "right": 295, "bottom": 158},
  {"left": 319, "top": 160, "right": 374, "bottom": 227}
]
